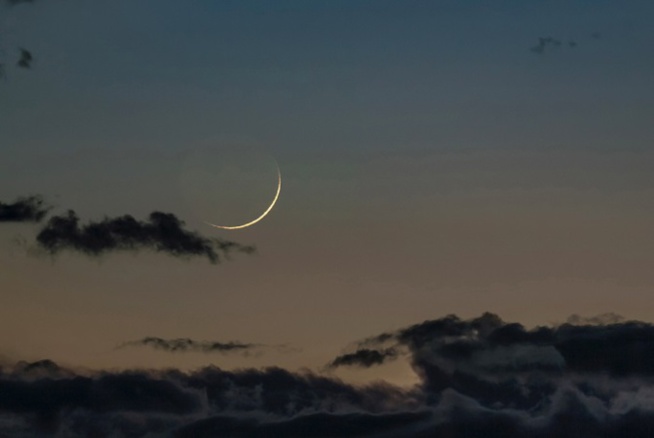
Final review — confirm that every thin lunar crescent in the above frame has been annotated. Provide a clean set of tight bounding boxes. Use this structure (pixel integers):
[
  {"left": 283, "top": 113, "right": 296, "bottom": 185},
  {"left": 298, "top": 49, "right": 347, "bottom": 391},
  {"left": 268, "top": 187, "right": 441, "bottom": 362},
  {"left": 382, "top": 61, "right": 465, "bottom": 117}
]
[{"left": 204, "top": 163, "right": 281, "bottom": 230}]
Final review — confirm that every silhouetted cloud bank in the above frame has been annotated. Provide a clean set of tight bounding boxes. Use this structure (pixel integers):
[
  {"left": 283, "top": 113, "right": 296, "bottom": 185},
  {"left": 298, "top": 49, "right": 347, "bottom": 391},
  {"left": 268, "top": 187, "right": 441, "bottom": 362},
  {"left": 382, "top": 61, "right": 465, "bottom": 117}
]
[
  {"left": 0, "top": 196, "right": 50, "bottom": 222},
  {"left": 339, "top": 312, "right": 654, "bottom": 377},
  {"left": 120, "top": 337, "right": 258, "bottom": 354},
  {"left": 0, "top": 361, "right": 416, "bottom": 437},
  {"left": 5, "top": 313, "right": 654, "bottom": 436},
  {"left": 35, "top": 210, "right": 255, "bottom": 263}
]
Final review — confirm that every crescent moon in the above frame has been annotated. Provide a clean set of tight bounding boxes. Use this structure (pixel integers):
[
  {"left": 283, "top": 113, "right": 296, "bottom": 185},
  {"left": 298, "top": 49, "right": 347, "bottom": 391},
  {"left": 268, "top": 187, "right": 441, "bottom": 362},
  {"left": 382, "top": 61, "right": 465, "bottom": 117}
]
[{"left": 204, "top": 162, "right": 281, "bottom": 230}]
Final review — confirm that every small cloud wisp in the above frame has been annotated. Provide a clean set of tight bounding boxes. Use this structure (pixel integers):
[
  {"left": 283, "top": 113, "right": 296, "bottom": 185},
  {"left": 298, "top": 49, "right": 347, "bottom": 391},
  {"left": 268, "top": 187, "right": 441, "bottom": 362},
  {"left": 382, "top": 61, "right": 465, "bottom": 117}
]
[{"left": 119, "top": 337, "right": 258, "bottom": 354}]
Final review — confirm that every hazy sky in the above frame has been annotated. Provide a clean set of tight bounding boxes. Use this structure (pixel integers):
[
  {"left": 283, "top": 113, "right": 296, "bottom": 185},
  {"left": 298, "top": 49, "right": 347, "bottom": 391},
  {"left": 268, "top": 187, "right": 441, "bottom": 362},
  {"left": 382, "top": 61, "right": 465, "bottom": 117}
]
[{"left": 1, "top": 2, "right": 654, "bottom": 434}]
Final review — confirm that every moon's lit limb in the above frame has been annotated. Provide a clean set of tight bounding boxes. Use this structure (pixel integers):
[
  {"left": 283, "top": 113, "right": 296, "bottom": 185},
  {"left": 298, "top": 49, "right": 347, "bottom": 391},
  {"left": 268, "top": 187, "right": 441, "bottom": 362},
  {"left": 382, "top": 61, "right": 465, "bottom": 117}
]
[{"left": 204, "top": 163, "right": 281, "bottom": 230}]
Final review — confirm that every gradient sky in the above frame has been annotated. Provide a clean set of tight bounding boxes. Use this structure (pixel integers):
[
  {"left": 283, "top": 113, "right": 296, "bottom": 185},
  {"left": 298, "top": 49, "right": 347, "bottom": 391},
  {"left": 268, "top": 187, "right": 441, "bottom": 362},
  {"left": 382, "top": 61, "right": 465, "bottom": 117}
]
[{"left": 1, "top": 0, "right": 654, "bottom": 387}]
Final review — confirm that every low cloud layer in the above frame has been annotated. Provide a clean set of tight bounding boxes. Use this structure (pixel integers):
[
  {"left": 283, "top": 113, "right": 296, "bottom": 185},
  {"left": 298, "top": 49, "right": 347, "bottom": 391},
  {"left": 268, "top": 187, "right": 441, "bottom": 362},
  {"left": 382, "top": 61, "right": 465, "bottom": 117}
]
[
  {"left": 34, "top": 210, "right": 254, "bottom": 263},
  {"left": 0, "top": 360, "right": 418, "bottom": 437},
  {"left": 0, "top": 196, "right": 50, "bottom": 222},
  {"left": 5, "top": 313, "right": 654, "bottom": 436},
  {"left": 119, "top": 337, "right": 258, "bottom": 354}
]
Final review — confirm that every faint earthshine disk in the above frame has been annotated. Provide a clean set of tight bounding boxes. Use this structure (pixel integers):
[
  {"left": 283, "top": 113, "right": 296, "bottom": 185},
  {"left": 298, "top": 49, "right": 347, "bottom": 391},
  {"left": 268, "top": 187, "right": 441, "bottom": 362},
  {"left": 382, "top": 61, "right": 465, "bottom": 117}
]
[
  {"left": 205, "top": 163, "right": 281, "bottom": 230},
  {"left": 179, "top": 144, "right": 280, "bottom": 230}
]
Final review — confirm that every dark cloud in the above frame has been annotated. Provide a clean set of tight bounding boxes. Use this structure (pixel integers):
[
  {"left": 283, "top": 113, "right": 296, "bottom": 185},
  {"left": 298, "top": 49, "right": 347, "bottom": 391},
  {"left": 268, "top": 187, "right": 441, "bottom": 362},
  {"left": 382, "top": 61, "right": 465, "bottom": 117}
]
[
  {"left": 16, "top": 48, "right": 32, "bottom": 69},
  {"left": 0, "top": 366, "right": 201, "bottom": 435},
  {"left": 0, "top": 195, "right": 254, "bottom": 264},
  {"left": 119, "top": 337, "right": 258, "bottom": 354},
  {"left": 6, "top": 314, "right": 654, "bottom": 436},
  {"left": 13, "top": 359, "right": 71, "bottom": 378},
  {"left": 328, "top": 348, "right": 399, "bottom": 369},
  {"left": 35, "top": 210, "right": 255, "bottom": 263},
  {"left": 331, "top": 312, "right": 654, "bottom": 380},
  {"left": 175, "top": 411, "right": 433, "bottom": 438},
  {"left": 0, "top": 195, "right": 50, "bottom": 222},
  {"left": 530, "top": 36, "right": 563, "bottom": 54},
  {"left": 0, "top": 361, "right": 420, "bottom": 436},
  {"left": 358, "top": 312, "right": 654, "bottom": 377},
  {"left": 1, "top": 1, "right": 36, "bottom": 77},
  {"left": 324, "top": 313, "right": 654, "bottom": 435}
]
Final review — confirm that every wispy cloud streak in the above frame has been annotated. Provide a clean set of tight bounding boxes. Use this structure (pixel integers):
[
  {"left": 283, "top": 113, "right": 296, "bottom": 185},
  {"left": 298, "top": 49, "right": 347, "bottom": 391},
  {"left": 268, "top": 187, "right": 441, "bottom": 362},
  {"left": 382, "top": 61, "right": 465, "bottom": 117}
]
[
  {"left": 328, "top": 348, "right": 398, "bottom": 369},
  {"left": 119, "top": 337, "right": 258, "bottom": 354}
]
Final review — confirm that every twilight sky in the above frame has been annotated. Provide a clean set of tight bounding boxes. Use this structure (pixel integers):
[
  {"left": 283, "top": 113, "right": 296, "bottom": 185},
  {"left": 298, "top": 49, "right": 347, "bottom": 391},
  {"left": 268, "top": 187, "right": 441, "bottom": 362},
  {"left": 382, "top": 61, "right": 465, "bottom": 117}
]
[{"left": 1, "top": 1, "right": 654, "bottom": 436}]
